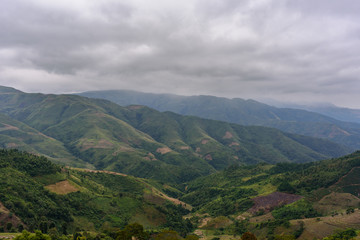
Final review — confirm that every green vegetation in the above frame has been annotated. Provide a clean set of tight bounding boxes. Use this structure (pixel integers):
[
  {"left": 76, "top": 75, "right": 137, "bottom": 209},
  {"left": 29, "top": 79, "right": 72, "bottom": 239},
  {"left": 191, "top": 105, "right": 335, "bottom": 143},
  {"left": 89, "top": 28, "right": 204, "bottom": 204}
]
[
  {"left": 0, "top": 149, "right": 192, "bottom": 234},
  {"left": 78, "top": 89, "right": 360, "bottom": 150},
  {"left": 1, "top": 149, "right": 360, "bottom": 240},
  {"left": 0, "top": 86, "right": 352, "bottom": 184},
  {"left": 181, "top": 151, "right": 360, "bottom": 217}
]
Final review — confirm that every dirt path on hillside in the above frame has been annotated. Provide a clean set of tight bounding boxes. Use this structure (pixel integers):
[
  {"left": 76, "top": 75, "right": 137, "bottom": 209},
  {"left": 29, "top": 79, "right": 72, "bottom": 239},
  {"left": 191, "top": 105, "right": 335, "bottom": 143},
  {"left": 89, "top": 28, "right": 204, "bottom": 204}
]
[
  {"left": 66, "top": 167, "right": 128, "bottom": 176},
  {"left": 66, "top": 166, "right": 192, "bottom": 210},
  {"left": 334, "top": 167, "right": 360, "bottom": 185}
]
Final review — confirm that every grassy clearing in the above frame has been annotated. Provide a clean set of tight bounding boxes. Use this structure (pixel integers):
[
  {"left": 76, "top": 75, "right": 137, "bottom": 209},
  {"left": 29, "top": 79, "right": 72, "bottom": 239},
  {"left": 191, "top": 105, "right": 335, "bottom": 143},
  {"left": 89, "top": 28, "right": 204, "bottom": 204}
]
[
  {"left": 290, "top": 209, "right": 360, "bottom": 240},
  {"left": 45, "top": 179, "right": 80, "bottom": 194}
]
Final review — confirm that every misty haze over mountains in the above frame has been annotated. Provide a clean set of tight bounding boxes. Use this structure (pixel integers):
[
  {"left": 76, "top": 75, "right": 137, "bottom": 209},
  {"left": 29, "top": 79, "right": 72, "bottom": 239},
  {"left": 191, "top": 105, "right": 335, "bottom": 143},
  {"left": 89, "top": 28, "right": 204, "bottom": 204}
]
[{"left": 78, "top": 89, "right": 360, "bottom": 150}]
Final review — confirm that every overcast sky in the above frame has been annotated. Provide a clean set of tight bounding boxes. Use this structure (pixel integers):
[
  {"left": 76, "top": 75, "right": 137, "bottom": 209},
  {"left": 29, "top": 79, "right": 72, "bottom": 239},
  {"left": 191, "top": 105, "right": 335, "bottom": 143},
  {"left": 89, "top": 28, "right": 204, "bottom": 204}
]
[{"left": 1, "top": 0, "right": 360, "bottom": 108}]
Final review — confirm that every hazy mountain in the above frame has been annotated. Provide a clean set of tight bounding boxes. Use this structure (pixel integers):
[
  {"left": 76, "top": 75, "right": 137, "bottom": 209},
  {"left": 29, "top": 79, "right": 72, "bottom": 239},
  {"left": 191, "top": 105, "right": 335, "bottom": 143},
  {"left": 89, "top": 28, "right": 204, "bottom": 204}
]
[
  {"left": 268, "top": 101, "right": 360, "bottom": 124},
  {"left": 0, "top": 86, "right": 351, "bottom": 183},
  {"left": 78, "top": 90, "right": 360, "bottom": 150}
]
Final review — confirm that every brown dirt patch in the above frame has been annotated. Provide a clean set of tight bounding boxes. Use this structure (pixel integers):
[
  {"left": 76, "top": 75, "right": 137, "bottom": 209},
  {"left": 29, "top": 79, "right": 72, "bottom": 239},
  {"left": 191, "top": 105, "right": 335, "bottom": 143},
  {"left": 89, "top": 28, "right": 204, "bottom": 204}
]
[
  {"left": 223, "top": 131, "right": 233, "bottom": 139},
  {"left": 201, "top": 139, "right": 209, "bottom": 144},
  {"left": 248, "top": 192, "right": 303, "bottom": 214},
  {"left": 127, "top": 105, "right": 145, "bottom": 110},
  {"left": 0, "top": 202, "right": 25, "bottom": 229},
  {"left": 45, "top": 180, "right": 79, "bottom": 195},
  {"left": 68, "top": 167, "right": 128, "bottom": 177},
  {"left": 204, "top": 154, "right": 213, "bottom": 161},
  {"left": 196, "top": 147, "right": 201, "bottom": 153},
  {"left": 328, "top": 126, "right": 350, "bottom": 138},
  {"left": 150, "top": 187, "right": 192, "bottom": 210},
  {"left": 229, "top": 142, "right": 240, "bottom": 147},
  {"left": 0, "top": 124, "right": 19, "bottom": 131},
  {"left": 144, "top": 193, "right": 167, "bottom": 205},
  {"left": 199, "top": 217, "right": 212, "bottom": 228},
  {"left": 156, "top": 147, "right": 172, "bottom": 154},
  {"left": 143, "top": 152, "right": 157, "bottom": 161},
  {"left": 5, "top": 143, "right": 18, "bottom": 148}
]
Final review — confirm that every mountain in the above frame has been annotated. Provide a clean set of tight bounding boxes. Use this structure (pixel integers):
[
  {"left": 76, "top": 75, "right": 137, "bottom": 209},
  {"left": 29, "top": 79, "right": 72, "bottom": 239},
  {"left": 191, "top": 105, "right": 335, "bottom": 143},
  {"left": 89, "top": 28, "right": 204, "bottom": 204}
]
[
  {"left": 0, "top": 113, "right": 90, "bottom": 168},
  {"left": 77, "top": 90, "right": 360, "bottom": 150},
  {"left": 180, "top": 151, "right": 360, "bottom": 239},
  {"left": 0, "top": 86, "right": 352, "bottom": 183},
  {"left": 269, "top": 101, "right": 360, "bottom": 124},
  {"left": 0, "top": 149, "right": 192, "bottom": 234},
  {"left": 2, "top": 148, "right": 360, "bottom": 239}
]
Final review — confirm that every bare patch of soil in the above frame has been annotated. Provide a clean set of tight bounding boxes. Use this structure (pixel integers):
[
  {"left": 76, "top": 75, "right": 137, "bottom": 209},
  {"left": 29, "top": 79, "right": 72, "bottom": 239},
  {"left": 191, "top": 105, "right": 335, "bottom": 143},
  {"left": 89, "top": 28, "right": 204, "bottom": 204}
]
[
  {"left": 249, "top": 192, "right": 303, "bottom": 214},
  {"left": 199, "top": 217, "right": 212, "bottom": 228},
  {"left": 201, "top": 139, "right": 209, "bottom": 144},
  {"left": 45, "top": 180, "right": 79, "bottom": 195},
  {"left": 70, "top": 167, "right": 128, "bottom": 177},
  {"left": 156, "top": 147, "right": 172, "bottom": 154},
  {"left": 0, "top": 202, "right": 25, "bottom": 229},
  {"left": 144, "top": 152, "right": 157, "bottom": 161},
  {"left": 127, "top": 105, "right": 145, "bottom": 110},
  {"left": 229, "top": 142, "right": 240, "bottom": 147},
  {"left": 223, "top": 131, "right": 233, "bottom": 139},
  {"left": 204, "top": 154, "right": 213, "bottom": 161},
  {"left": 0, "top": 124, "right": 19, "bottom": 131},
  {"left": 150, "top": 187, "right": 192, "bottom": 210},
  {"left": 5, "top": 143, "right": 18, "bottom": 148}
]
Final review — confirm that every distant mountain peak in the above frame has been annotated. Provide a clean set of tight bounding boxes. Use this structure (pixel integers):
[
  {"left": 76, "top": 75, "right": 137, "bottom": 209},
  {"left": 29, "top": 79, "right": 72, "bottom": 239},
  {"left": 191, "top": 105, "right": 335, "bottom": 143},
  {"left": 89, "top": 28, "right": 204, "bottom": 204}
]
[{"left": 0, "top": 86, "right": 23, "bottom": 93}]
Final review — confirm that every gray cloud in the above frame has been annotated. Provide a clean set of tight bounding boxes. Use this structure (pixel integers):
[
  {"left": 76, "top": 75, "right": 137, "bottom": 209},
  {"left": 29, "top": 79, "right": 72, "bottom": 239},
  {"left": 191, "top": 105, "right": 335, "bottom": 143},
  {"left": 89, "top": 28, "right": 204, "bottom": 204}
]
[{"left": 1, "top": 0, "right": 360, "bottom": 107}]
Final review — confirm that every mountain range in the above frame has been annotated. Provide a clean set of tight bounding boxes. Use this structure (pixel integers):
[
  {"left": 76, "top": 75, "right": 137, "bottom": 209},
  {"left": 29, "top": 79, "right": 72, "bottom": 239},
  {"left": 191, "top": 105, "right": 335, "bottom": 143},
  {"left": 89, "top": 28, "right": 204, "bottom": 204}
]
[
  {"left": 1, "top": 85, "right": 360, "bottom": 239},
  {"left": 0, "top": 86, "right": 351, "bottom": 183},
  {"left": 78, "top": 89, "right": 360, "bottom": 150}
]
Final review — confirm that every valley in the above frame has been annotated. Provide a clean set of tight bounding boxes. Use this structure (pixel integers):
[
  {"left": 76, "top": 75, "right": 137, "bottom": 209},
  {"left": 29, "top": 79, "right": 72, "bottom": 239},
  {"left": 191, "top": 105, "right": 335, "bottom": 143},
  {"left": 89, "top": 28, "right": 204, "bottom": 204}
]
[{"left": 0, "top": 86, "right": 360, "bottom": 239}]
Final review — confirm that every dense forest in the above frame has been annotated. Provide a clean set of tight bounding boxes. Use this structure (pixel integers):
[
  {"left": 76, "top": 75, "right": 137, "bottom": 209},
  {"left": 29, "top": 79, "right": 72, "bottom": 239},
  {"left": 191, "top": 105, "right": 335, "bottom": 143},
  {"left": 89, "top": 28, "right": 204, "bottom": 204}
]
[{"left": 1, "top": 149, "right": 360, "bottom": 239}]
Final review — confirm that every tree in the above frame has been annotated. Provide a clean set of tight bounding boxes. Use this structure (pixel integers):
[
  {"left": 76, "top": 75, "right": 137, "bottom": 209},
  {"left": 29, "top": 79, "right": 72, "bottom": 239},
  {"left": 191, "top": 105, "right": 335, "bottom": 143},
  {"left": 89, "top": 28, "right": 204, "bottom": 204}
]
[
  {"left": 116, "top": 223, "right": 149, "bottom": 240},
  {"left": 6, "top": 222, "right": 13, "bottom": 232},
  {"left": 241, "top": 232, "right": 257, "bottom": 240}
]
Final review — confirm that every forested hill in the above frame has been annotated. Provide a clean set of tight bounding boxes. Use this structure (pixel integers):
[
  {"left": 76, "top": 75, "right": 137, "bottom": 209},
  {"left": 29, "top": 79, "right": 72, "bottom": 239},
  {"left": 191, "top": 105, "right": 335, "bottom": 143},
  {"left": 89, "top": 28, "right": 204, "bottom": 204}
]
[
  {"left": 1, "top": 149, "right": 360, "bottom": 239},
  {"left": 78, "top": 89, "right": 360, "bottom": 150},
  {"left": 0, "top": 149, "right": 193, "bottom": 235},
  {"left": 179, "top": 151, "right": 360, "bottom": 239},
  {"left": 0, "top": 86, "right": 352, "bottom": 183}
]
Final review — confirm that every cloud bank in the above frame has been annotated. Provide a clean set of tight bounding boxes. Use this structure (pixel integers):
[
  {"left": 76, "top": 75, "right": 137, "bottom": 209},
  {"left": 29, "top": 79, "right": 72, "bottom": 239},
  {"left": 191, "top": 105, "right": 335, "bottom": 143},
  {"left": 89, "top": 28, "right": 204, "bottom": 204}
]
[{"left": 1, "top": 0, "right": 360, "bottom": 107}]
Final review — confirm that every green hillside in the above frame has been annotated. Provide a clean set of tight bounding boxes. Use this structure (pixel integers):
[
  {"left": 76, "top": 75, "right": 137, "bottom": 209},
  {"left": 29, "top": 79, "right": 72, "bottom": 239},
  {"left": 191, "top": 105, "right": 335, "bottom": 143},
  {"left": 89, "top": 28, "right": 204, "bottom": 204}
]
[
  {"left": 0, "top": 86, "right": 352, "bottom": 183},
  {"left": 179, "top": 151, "right": 360, "bottom": 239},
  {"left": 78, "top": 90, "right": 360, "bottom": 150},
  {"left": 0, "top": 149, "right": 192, "bottom": 234},
  {"left": 2, "top": 149, "right": 360, "bottom": 239},
  {"left": 0, "top": 114, "right": 90, "bottom": 168}
]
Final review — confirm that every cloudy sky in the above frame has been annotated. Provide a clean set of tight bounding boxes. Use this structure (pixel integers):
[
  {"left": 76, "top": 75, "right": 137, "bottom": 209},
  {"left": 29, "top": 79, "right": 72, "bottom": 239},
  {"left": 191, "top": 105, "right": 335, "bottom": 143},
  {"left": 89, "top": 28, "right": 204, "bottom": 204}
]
[{"left": 1, "top": 0, "right": 360, "bottom": 108}]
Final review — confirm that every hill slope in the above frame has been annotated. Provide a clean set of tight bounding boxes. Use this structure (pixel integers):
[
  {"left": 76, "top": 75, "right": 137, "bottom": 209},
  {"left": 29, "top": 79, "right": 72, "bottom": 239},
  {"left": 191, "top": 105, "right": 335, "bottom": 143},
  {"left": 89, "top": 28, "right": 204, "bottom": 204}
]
[
  {"left": 78, "top": 90, "right": 360, "bottom": 149},
  {"left": 181, "top": 151, "right": 360, "bottom": 239},
  {"left": 0, "top": 86, "right": 351, "bottom": 183},
  {"left": 0, "top": 149, "right": 192, "bottom": 234}
]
